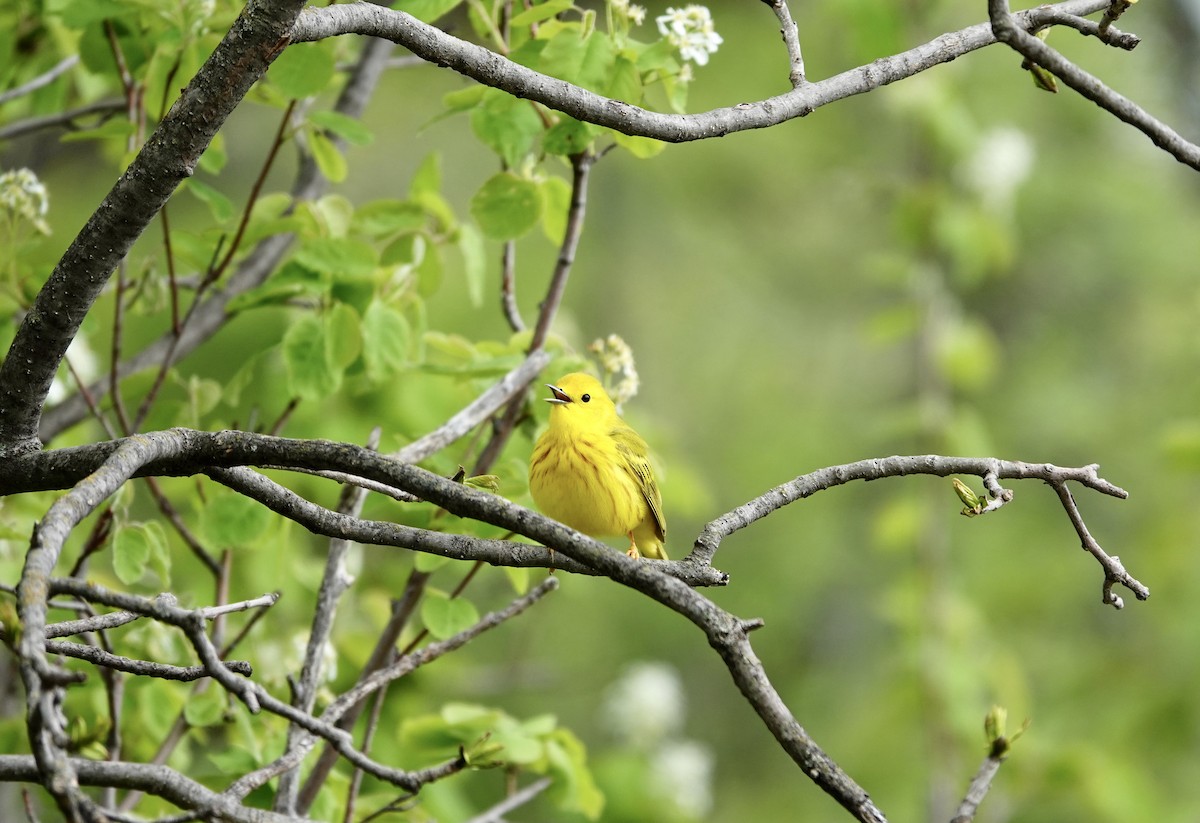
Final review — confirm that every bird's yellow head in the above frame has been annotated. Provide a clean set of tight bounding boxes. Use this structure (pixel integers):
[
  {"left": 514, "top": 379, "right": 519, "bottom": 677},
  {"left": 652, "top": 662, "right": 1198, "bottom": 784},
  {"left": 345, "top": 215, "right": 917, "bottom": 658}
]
[{"left": 544, "top": 373, "right": 617, "bottom": 429}]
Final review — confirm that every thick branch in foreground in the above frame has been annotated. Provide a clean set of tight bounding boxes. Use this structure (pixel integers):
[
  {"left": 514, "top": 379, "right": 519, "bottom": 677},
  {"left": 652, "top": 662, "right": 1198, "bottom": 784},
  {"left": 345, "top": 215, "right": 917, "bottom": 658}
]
[
  {"left": 0, "top": 0, "right": 307, "bottom": 457},
  {"left": 4, "top": 428, "right": 1147, "bottom": 822}
]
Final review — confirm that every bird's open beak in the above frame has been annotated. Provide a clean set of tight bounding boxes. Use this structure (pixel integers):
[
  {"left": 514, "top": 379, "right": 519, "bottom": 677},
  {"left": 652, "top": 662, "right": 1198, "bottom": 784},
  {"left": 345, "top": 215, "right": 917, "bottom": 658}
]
[{"left": 545, "top": 384, "right": 571, "bottom": 404}]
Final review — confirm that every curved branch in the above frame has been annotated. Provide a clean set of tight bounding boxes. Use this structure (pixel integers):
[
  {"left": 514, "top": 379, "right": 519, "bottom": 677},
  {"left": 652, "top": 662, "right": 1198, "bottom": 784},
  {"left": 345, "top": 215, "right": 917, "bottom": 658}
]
[
  {"left": 691, "top": 455, "right": 1146, "bottom": 607},
  {"left": 204, "top": 463, "right": 726, "bottom": 586},
  {"left": 289, "top": 1, "right": 1110, "bottom": 143},
  {"left": 41, "top": 639, "right": 252, "bottom": 681},
  {"left": 0, "top": 756, "right": 300, "bottom": 823},
  {"left": 2, "top": 428, "right": 1148, "bottom": 821},
  {"left": 989, "top": 0, "right": 1200, "bottom": 169}
]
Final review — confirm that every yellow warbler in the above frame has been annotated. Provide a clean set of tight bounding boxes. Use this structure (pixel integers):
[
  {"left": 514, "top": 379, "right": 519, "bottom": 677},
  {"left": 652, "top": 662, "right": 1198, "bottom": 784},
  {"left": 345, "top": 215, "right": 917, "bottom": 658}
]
[{"left": 529, "top": 373, "right": 667, "bottom": 560}]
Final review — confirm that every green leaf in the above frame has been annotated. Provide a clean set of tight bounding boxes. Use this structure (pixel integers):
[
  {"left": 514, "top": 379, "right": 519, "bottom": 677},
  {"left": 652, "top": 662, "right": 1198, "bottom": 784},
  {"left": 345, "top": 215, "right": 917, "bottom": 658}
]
[
  {"left": 470, "top": 90, "right": 543, "bottom": 168},
  {"left": 325, "top": 302, "right": 362, "bottom": 370},
  {"left": 183, "top": 685, "right": 226, "bottom": 728},
  {"left": 53, "top": 0, "right": 135, "bottom": 28},
  {"left": 457, "top": 224, "right": 486, "bottom": 307},
  {"left": 470, "top": 173, "right": 542, "bottom": 241},
  {"left": 442, "top": 85, "right": 487, "bottom": 114},
  {"left": 268, "top": 41, "right": 335, "bottom": 99},
  {"left": 201, "top": 492, "right": 273, "bottom": 548},
  {"left": 510, "top": 0, "right": 573, "bottom": 27},
  {"left": 353, "top": 200, "right": 426, "bottom": 237},
  {"left": 58, "top": 118, "right": 136, "bottom": 144},
  {"left": 310, "top": 194, "right": 356, "bottom": 238},
  {"left": 198, "top": 132, "right": 228, "bottom": 174},
  {"left": 607, "top": 56, "right": 642, "bottom": 104},
  {"left": 415, "top": 241, "right": 444, "bottom": 297},
  {"left": 308, "top": 110, "right": 374, "bottom": 146},
  {"left": 410, "top": 153, "right": 456, "bottom": 231},
  {"left": 381, "top": 233, "right": 425, "bottom": 267},
  {"left": 420, "top": 589, "right": 479, "bottom": 640},
  {"left": 414, "top": 552, "right": 452, "bottom": 573},
  {"left": 361, "top": 300, "right": 411, "bottom": 381},
  {"left": 294, "top": 237, "right": 379, "bottom": 279},
  {"left": 180, "top": 374, "right": 223, "bottom": 426},
  {"left": 224, "top": 349, "right": 271, "bottom": 407},
  {"left": 543, "top": 118, "right": 594, "bottom": 157},
  {"left": 283, "top": 314, "right": 341, "bottom": 400},
  {"left": 226, "top": 262, "right": 329, "bottom": 312},
  {"left": 503, "top": 565, "right": 530, "bottom": 595},
  {"left": 113, "top": 522, "right": 167, "bottom": 585},
  {"left": 184, "top": 178, "right": 236, "bottom": 223},
  {"left": 410, "top": 152, "right": 442, "bottom": 199},
  {"left": 545, "top": 730, "right": 604, "bottom": 820},
  {"left": 308, "top": 129, "right": 347, "bottom": 183},
  {"left": 539, "top": 176, "right": 572, "bottom": 244},
  {"left": 612, "top": 131, "right": 666, "bottom": 159}
]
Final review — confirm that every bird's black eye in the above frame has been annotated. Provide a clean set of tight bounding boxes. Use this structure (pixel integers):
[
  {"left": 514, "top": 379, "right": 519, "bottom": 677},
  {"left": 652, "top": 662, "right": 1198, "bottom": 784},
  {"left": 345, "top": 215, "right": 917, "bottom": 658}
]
[{"left": 581, "top": 394, "right": 591, "bottom": 403}]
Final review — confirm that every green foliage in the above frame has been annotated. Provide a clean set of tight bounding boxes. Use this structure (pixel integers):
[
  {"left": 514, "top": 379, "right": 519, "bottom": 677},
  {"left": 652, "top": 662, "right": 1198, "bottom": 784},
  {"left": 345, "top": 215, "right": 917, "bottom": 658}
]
[
  {"left": 112, "top": 521, "right": 170, "bottom": 585},
  {"left": 401, "top": 703, "right": 604, "bottom": 819},
  {"left": 4, "top": 2, "right": 1197, "bottom": 823}
]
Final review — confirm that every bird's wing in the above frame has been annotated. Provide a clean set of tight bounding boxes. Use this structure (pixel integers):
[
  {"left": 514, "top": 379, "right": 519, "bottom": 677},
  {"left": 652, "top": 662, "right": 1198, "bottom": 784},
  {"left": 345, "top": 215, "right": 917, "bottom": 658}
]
[{"left": 611, "top": 425, "right": 666, "bottom": 541}]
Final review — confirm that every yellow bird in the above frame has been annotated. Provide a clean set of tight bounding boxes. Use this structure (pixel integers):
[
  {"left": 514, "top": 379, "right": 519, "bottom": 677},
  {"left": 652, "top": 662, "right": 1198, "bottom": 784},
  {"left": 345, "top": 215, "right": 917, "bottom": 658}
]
[{"left": 529, "top": 373, "right": 667, "bottom": 560}]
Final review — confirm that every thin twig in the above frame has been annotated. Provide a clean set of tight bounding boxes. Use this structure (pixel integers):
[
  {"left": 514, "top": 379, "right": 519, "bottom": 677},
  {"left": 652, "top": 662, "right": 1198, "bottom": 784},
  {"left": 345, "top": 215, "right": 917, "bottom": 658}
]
[
  {"left": 0, "top": 100, "right": 126, "bottom": 141},
  {"left": 210, "top": 100, "right": 298, "bottom": 284},
  {"left": 949, "top": 754, "right": 1004, "bottom": 823},
  {"left": 41, "top": 639, "right": 252, "bottom": 681},
  {"left": 463, "top": 777, "right": 552, "bottom": 823},
  {"left": 1034, "top": 8, "right": 1140, "bottom": 48},
  {"left": 762, "top": 0, "right": 806, "bottom": 86},
  {"left": 500, "top": 241, "right": 524, "bottom": 331},
  {"left": 274, "top": 429, "right": 380, "bottom": 815},
  {"left": 294, "top": 569, "right": 429, "bottom": 811},
  {"left": 1048, "top": 480, "right": 1147, "bottom": 608},
  {"left": 988, "top": 0, "right": 1200, "bottom": 170},
  {"left": 0, "top": 55, "right": 79, "bottom": 105},
  {"left": 228, "top": 578, "right": 559, "bottom": 803},
  {"left": 473, "top": 151, "right": 596, "bottom": 471},
  {"left": 142, "top": 476, "right": 222, "bottom": 576}
]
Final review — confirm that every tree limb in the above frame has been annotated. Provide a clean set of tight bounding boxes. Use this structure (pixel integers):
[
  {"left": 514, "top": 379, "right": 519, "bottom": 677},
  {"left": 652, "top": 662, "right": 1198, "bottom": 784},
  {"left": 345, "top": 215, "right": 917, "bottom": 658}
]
[
  {"left": 0, "top": 756, "right": 305, "bottom": 823},
  {"left": 0, "top": 0, "right": 308, "bottom": 457},
  {"left": 989, "top": 0, "right": 1200, "bottom": 169},
  {"left": 288, "top": 1, "right": 1112, "bottom": 143}
]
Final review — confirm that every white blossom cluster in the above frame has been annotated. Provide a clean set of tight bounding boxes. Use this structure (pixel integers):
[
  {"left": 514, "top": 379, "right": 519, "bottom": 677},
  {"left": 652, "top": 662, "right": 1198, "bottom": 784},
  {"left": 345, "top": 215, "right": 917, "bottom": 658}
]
[
  {"left": 601, "top": 662, "right": 716, "bottom": 818},
  {"left": 0, "top": 167, "right": 50, "bottom": 235},
  {"left": 610, "top": 0, "right": 647, "bottom": 26},
  {"left": 588, "top": 333, "right": 639, "bottom": 408},
  {"left": 655, "top": 5, "right": 723, "bottom": 66}
]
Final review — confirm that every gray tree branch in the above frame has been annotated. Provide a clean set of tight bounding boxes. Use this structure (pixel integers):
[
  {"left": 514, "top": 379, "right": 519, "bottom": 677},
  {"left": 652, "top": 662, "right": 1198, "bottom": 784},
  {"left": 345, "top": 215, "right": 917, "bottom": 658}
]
[
  {"left": 289, "top": 0, "right": 1116, "bottom": 143},
  {"left": 989, "top": 0, "right": 1200, "bottom": 169},
  {"left": 0, "top": 756, "right": 304, "bottom": 823}
]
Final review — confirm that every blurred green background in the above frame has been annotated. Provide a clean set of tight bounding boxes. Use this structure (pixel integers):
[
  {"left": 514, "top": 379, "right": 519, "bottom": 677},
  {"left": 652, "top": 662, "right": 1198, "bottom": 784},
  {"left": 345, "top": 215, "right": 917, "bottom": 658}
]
[{"left": 3, "top": 1, "right": 1199, "bottom": 821}]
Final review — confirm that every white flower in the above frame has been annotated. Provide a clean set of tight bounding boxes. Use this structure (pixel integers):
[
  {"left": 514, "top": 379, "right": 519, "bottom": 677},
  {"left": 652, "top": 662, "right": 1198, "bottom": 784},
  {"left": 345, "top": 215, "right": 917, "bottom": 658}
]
[
  {"left": 611, "top": 0, "right": 647, "bottom": 26},
  {"left": 0, "top": 167, "right": 50, "bottom": 234},
  {"left": 601, "top": 661, "right": 685, "bottom": 748},
  {"left": 960, "top": 127, "right": 1035, "bottom": 211},
  {"left": 652, "top": 740, "right": 715, "bottom": 818},
  {"left": 655, "top": 5, "right": 722, "bottom": 66},
  {"left": 588, "top": 333, "right": 639, "bottom": 408}
]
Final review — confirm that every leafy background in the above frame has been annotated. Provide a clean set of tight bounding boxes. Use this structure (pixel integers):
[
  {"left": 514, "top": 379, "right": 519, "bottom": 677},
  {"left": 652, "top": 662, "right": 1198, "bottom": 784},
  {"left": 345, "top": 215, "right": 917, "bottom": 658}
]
[{"left": 2, "top": 1, "right": 1198, "bottom": 821}]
